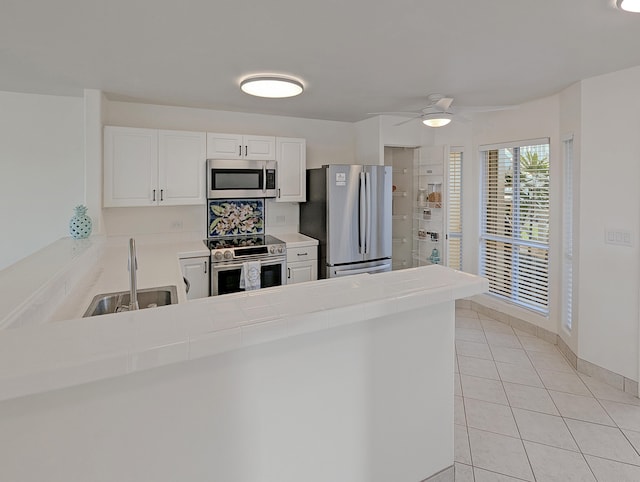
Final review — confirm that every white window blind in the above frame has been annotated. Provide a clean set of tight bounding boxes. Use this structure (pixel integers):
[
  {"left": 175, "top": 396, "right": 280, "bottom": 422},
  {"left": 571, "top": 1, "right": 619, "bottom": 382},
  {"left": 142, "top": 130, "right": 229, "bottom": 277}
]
[
  {"left": 480, "top": 140, "right": 550, "bottom": 315},
  {"left": 447, "top": 149, "right": 463, "bottom": 270},
  {"left": 562, "top": 136, "right": 574, "bottom": 331}
]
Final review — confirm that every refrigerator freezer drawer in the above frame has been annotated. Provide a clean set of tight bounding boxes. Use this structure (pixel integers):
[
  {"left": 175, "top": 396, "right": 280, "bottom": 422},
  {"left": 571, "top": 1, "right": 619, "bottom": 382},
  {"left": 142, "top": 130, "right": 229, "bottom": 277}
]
[{"left": 328, "top": 260, "right": 392, "bottom": 278}]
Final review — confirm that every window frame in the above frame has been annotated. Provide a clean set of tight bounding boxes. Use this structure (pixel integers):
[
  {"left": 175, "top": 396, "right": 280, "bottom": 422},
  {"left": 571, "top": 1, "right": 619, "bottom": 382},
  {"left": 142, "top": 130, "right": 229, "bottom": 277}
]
[{"left": 479, "top": 138, "right": 551, "bottom": 315}]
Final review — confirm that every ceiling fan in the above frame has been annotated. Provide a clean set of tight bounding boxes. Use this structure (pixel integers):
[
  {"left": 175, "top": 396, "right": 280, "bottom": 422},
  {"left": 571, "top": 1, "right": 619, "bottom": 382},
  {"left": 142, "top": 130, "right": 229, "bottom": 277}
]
[{"left": 368, "top": 93, "right": 516, "bottom": 127}]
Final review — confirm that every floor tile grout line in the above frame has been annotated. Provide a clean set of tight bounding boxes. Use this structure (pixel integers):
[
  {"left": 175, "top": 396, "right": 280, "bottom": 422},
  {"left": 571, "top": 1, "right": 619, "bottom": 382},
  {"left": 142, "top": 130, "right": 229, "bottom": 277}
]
[
  {"left": 455, "top": 349, "right": 475, "bottom": 473},
  {"left": 472, "top": 465, "right": 532, "bottom": 481},
  {"left": 581, "top": 451, "right": 640, "bottom": 469},
  {"left": 621, "top": 428, "right": 640, "bottom": 459}
]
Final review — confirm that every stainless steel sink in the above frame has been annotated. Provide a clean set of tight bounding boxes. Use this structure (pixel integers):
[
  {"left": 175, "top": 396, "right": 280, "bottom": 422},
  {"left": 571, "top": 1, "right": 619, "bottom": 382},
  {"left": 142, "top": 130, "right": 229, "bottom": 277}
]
[{"left": 83, "top": 286, "right": 178, "bottom": 317}]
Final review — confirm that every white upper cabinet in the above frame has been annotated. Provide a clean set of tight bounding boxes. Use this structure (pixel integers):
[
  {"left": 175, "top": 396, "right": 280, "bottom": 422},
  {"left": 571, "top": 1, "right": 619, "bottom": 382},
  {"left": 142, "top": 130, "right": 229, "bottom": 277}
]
[
  {"left": 104, "top": 127, "right": 158, "bottom": 207},
  {"left": 206, "top": 133, "right": 275, "bottom": 160},
  {"left": 158, "top": 130, "right": 206, "bottom": 205},
  {"left": 104, "top": 126, "right": 206, "bottom": 207},
  {"left": 276, "top": 137, "right": 306, "bottom": 202}
]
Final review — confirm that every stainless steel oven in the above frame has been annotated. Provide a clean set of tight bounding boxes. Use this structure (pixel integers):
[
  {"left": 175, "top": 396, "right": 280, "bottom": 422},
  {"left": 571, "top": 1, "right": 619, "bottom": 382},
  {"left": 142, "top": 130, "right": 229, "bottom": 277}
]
[
  {"left": 210, "top": 255, "right": 286, "bottom": 296},
  {"left": 205, "top": 235, "right": 287, "bottom": 296}
]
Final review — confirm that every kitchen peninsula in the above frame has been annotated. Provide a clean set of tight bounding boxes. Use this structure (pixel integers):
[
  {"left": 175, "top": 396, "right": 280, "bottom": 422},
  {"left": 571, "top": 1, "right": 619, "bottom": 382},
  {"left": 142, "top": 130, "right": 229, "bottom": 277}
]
[{"left": 0, "top": 236, "right": 487, "bottom": 482}]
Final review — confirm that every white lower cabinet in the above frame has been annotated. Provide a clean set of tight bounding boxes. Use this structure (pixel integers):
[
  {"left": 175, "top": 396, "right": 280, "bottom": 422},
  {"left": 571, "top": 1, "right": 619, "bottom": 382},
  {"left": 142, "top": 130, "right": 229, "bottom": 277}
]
[
  {"left": 287, "top": 261, "right": 317, "bottom": 284},
  {"left": 286, "top": 245, "right": 317, "bottom": 284},
  {"left": 179, "top": 256, "right": 209, "bottom": 300}
]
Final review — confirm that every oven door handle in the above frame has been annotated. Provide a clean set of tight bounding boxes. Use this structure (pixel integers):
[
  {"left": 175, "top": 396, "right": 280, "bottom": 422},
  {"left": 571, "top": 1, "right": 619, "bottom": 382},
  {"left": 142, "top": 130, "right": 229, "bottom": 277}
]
[
  {"left": 211, "top": 258, "right": 285, "bottom": 270},
  {"left": 212, "top": 261, "right": 257, "bottom": 270}
]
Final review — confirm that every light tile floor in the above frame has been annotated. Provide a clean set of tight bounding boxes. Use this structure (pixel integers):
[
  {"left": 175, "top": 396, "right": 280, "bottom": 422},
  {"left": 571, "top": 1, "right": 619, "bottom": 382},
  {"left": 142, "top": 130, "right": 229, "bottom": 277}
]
[{"left": 454, "top": 308, "right": 640, "bottom": 482}]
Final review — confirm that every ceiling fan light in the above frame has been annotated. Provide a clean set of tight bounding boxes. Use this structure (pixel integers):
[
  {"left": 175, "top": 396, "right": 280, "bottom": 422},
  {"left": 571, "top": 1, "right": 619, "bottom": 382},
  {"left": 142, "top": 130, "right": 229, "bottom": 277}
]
[
  {"left": 240, "top": 75, "right": 304, "bottom": 98},
  {"left": 617, "top": 0, "right": 640, "bottom": 12},
  {"left": 422, "top": 113, "right": 452, "bottom": 127}
]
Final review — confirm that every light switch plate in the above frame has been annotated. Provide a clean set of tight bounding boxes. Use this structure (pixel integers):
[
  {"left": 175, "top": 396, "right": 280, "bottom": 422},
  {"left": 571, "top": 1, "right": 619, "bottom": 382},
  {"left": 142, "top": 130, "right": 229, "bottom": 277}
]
[{"left": 605, "top": 229, "right": 632, "bottom": 247}]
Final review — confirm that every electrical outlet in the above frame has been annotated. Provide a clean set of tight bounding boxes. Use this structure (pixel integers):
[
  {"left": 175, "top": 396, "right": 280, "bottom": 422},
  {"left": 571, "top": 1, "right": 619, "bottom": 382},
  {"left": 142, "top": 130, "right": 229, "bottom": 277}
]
[
  {"left": 170, "top": 220, "right": 183, "bottom": 230},
  {"left": 275, "top": 215, "right": 286, "bottom": 225}
]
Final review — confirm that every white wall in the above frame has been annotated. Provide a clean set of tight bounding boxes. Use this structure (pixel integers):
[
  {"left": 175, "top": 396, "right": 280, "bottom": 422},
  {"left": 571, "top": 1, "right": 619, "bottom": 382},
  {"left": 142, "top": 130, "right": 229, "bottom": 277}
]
[
  {"left": 106, "top": 101, "right": 355, "bottom": 168},
  {"left": 578, "top": 66, "right": 640, "bottom": 381},
  {"left": 103, "top": 101, "right": 356, "bottom": 237},
  {"left": 0, "top": 91, "right": 84, "bottom": 270},
  {"left": 355, "top": 116, "right": 383, "bottom": 165}
]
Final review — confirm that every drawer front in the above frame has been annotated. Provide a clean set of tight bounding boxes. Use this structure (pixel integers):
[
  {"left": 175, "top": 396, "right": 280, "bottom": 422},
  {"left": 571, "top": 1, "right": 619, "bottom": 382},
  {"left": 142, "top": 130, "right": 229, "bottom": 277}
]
[{"left": 287, "top": 246, "right": 317, "bottom": 262}]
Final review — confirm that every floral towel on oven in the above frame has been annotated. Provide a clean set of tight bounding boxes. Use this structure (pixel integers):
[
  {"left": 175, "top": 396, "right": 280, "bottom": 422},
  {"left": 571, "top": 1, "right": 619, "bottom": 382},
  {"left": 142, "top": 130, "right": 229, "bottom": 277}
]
[{"left": 239, "top": 261, "right": 261, "bottom": 290}]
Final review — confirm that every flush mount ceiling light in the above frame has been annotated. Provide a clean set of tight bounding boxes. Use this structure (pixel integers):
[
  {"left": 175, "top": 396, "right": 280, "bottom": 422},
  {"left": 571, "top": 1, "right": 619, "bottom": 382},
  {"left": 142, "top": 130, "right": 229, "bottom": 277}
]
[
  {"left": 422, "top": 113, "right": 452, "bottom": 127},
  {"left": 240, "top": 75, "right": 304, "bottom": 98},
  {"left": 617, "top": 0, "right": 640, "bottom": 12}
]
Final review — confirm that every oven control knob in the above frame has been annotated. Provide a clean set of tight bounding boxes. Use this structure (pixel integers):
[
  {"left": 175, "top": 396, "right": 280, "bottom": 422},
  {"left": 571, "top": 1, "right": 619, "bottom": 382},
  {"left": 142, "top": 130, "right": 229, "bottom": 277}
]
[
  {"left": 224, "top": 250, "right": 233, "bottom": 260},
  {"left": 213, "top": 251, "right": 223, "bottom": 261},
  {"left": 269, "top": 246, "right": 275, "bottom": 254},
  {"left": 277, "top": 246, "right": 284, "bottom": 254}
]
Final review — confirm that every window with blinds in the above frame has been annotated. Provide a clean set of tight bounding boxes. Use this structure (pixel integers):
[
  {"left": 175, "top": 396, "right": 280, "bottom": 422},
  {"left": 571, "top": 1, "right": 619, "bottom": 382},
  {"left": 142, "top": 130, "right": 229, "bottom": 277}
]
[
  {"left": 480, "top": 139, "right": 550, "bottom": 315},
  {"left": 562, "top": 136, "right": 574, "bottom": 331},
  {"left": 447, "top": 149, "right": 463, "bottom": 270}
]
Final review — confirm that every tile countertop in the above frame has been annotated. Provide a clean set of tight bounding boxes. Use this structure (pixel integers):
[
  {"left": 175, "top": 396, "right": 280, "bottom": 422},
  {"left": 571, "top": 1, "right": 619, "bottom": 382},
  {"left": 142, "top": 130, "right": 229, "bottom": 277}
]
[
  {"left": 48, "top": 236, "right": 210, "bottom": 322},
  {"left": 0, "top": 263, "right": 487, "bottom": 402},
  {"left": 274, "top": 232, "right": 319, "bottom": 248},
  {"left": 0, "top": 234, "right": 488, "bottom": 403}
]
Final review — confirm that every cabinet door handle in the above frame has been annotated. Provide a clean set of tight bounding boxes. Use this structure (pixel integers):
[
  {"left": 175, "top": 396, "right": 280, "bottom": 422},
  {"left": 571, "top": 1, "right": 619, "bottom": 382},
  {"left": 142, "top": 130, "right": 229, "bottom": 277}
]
[
  {"left": 160, "top": 189, "right": 164, "bottom": 201},
  {"left": 152, "top": 189, "right": 156, "bottom": 201},
  {"left": 278, "top": 188, "right": 281, "bottom": 198},
  {"left": 245, "top": 145, "right": 248, "bottom": 157},
  {"left": 204, "top": 262, "right": 207, "bottom": 274},
  {"left": 297, "top": 252, "right": 308, "bottom": 256},
  {"left": 238, "top": 145, "right": 242, "bottom": 156},
  {"left": 287, "top": 267, "right": 291, "bottom": 279}
]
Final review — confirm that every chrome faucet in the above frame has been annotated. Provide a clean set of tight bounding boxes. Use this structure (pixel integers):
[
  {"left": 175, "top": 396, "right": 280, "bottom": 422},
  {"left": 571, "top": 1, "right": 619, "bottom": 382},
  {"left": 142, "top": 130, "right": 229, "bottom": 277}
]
[{"left": 128, "top": 238, "right": 139, "bottom": 311}]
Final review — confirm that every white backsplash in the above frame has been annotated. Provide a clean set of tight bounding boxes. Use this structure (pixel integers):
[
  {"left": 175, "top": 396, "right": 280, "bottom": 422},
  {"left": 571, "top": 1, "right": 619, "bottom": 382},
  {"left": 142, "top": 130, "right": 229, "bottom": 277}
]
[
  {"left": 103, "top": 205, "right": 206, "bottom": 238},
  {"left": 103, "top": 200, "right": 299, "bottom": 239},
  {"left": 264, "top": 200, "right": 300, "bottom": 235}
]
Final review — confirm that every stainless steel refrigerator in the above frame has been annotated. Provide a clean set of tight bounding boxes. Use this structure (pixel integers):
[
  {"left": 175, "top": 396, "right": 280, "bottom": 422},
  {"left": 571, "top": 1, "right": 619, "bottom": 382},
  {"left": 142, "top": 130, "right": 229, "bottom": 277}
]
[{"left": 300, "top": 164, "right": 392, "bottom": 278}]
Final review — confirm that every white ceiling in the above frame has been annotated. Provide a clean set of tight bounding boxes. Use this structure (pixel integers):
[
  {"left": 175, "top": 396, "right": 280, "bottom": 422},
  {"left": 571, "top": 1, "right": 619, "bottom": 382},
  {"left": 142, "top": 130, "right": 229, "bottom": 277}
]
[{"left": 2, "top": 0, "right": 639, "bottom": 122}]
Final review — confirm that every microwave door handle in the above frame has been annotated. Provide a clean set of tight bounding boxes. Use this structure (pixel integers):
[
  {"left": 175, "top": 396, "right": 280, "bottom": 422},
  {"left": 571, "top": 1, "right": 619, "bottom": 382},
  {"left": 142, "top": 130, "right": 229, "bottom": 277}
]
[{"left": 263, "top": 165, "right": 267, "bottom": 193}]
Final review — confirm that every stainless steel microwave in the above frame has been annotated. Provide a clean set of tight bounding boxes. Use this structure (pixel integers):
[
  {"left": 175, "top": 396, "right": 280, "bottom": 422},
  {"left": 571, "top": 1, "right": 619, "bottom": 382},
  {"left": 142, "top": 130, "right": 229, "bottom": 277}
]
[{"left": 206, "top": 159, "right": 277, "bottom": 199}]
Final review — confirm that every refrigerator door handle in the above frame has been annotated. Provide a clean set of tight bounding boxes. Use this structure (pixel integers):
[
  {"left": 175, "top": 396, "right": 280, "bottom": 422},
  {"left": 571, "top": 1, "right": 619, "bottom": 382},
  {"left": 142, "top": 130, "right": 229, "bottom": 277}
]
[
  {"left": 365, "top": 171, "right": 372, "bottom": 255},
  {"left": 333, "top": 263, "right": 390, "bottom": 277},
  {"left": 359, "top": 172, "right": 366, "bottom": 254}
]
